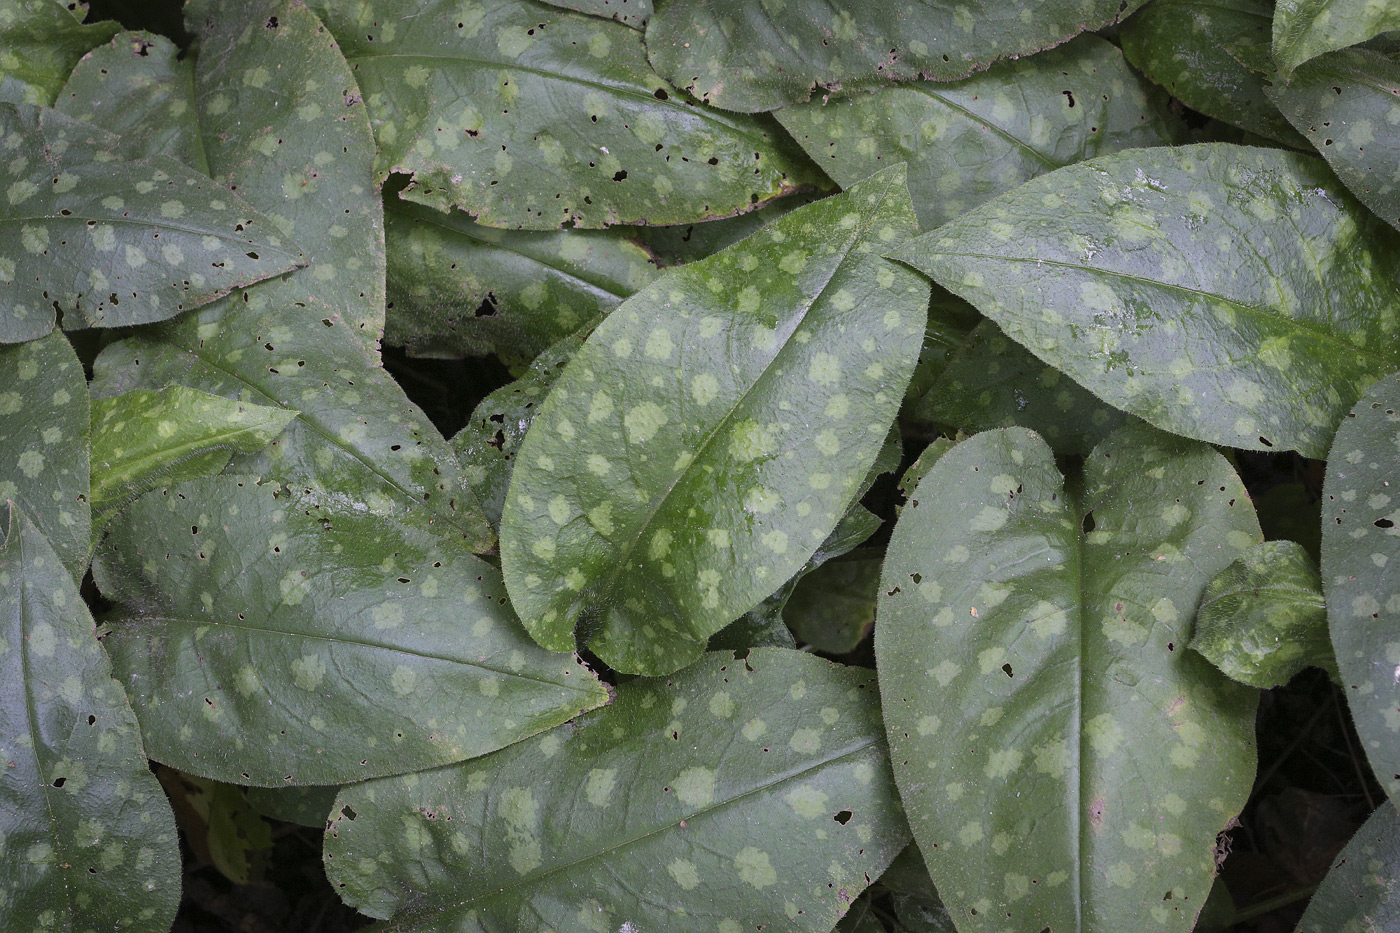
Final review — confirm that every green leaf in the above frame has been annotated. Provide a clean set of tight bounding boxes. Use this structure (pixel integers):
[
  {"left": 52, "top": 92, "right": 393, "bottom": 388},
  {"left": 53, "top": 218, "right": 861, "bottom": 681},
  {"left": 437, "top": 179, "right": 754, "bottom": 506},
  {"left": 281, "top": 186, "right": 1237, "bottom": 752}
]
[
  {"left": 500, "top": 165, "right": 928, "bottom": 675},
  {"left": 0, "top": 505, "right": 180, "bottom": 931},
  {"left": 325, "top": 648, "right": 909, "bottom": 930},
  {"left": 0, "top": 103, "right": 304, "bottom": 343},
  {"left": 306, "top": 0, "right": 823, "bottom": 229},
  {"left": 89, "top": 385, "right": 298, "bottom": 537},
  {"left": 1270, "top": 49, "right": 1400, "bottom": 231},
  {"left": 385, "top": 197, "right": 655, "bottom": 362},
  {"left": 877, "top": 424, "right": 1261, "bottom": 932},
  {"left": 776, "top": 35, "right": 1185, "bottom": 232},
  {"left": 900, "top": 290, "right": 981, "bottom": 423},
  {"left": 246, "top": 784, "right": 340, "bottom": 829},
  {"left": 1190, "top": 540, "right": 1337, "bottom": 688},
  {"left": 1296, "top": 802, "right": 1400, "bottom": 930},
  {"left": 1120, "top": 0, "right": 1307, "bottom": 147},
  {"left": 157, "top": 770, "right": 273, "bottom": 886},
  {"left": 1274, "top": 0, "right": 1400, "bottom": 78},
  {"left": 916, "top": 319, "right": 1140, "bottom": 456},
  {"left": 785, "top": 552, "right": 881, "bottom": 654},
  {"left": 1320, "top": 370, "right": 1400, "bottom": 807},
  {"left": 0, "top": 0, "right": 118, "bottom": 106},
  {"left": 629, "top": 188, "right": 830, "bottom": 267},
  {"left": 645, "top": 0, "right": 1153, "bottom": 113},
  {"left": 0, "top": 331, "right": 89, "bottom": 582},
  {"left": 55, "top": 32, "right": 208, "bottom": 172},
  {"left": 93, "top": 476, "right": 609, "bottom": 786},
  {"left": 536, "top": 0, "right": 650, "bottom": 27},
  {"left": 889, "top": 143, "right": 1400, "bottom": 459}
]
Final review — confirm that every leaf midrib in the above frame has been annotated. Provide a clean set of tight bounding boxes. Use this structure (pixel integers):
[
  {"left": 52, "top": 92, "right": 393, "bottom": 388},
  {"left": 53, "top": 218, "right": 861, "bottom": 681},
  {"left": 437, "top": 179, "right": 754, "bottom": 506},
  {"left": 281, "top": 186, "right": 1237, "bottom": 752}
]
[{"left": 903, "top": 85, "right": 1060, "bottom": 170}]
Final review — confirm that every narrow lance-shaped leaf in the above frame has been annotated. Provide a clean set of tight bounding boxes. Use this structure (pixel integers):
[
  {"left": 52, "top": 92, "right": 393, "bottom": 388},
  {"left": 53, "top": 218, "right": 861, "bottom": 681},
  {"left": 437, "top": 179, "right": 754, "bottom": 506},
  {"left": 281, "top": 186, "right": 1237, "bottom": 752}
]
[
  {"left": 1274, "top": 0, "right": 1400, "bottom": 78},
  {"left": 0, "top": 505, "right": 180, "bottom": 932},
  {"left": 1321, "top": 371, "right": 1400, "bottom": 807},
  {"left": 878, "top": 424, "right": 1262, "bottom": 933},
  {"left": 1190, "top": 540, "right": 1337, "bottom": 689},
  {"left": 0, "top": 330, "right": 88, "bottom": 582},
  {"left": 0, "top": 103, "right": 304, "bottom": 343},
  {"left": 306, "top": 0, "right": 824, "bottom": 229},
  {"left": 0, "top": 0, "right": 118, "bottom": 106},
  {"left": 890, "top": 144, "right": 1400, "bottom": 459},
  {"left": 1269, "top": 49, "right": 1400, "bottom": 232},
  {"left": 1295, "top": 802, "right": 1400, "bottom": 931},
  {"left": 501, "top": 165, "right": 928, "bottom": 675},
  {"left": 89, "top": 385, "right": 297, "bottom": 537},
  {"left": 776, "top": 35, "right": 1185, "bottom": 232},
  {"left": 645, "top": 0, "right": 1154, "bottom": 114},
  {"left": 325, "top": 648, "right": 909, "bottom": 931}
]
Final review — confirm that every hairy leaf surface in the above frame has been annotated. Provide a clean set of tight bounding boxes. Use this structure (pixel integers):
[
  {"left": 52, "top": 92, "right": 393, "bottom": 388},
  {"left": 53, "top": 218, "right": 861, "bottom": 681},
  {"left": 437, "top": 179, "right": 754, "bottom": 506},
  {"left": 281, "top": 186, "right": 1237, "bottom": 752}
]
[
  {"left": 878, "top": 424, "right": 1261, "bottom": 932},
  {"left": 0, "top": 0, "right": 118, "bottom": 105},
  {"left": 776, "top": 35, "right": 1183, "bottom": 231},
  {"left": 325, "top": 648, "right": 908, "bottom": 931},
  {"left": 0, "top": 506, "right": 180, "bottom": 931},
  {"left": 1321, "top": 371, "right": 1400, "bottom": 806},
  {"left": 1190, "top": 540, "right": 1335, "bottom": 688},
  {"left": 0, "top": 103, "right": 303, "bottom": 342},
  {"left": 93, "top": 477, "right": 608, "bottom": 786},
  {"left": 890, "top": 144, "right": 1400, "bottom": 458},
  {"left": 1274, "top": 0, "right": 1400, "bottom": 78},
  {"left": 1296, "top": 802, "right": 1400, "bottom": 930},
  {"left": 0, "top": 330, "right": 88, "bottom": 580},
  {"left": 307, "top": 0, "right": 822, "bottom": 229},
  {"left": 645, "top": 0, "right": 1153, "bottom": 113},
  {"left": 501, "top": 166, "right": 927, "bottom": 674}
]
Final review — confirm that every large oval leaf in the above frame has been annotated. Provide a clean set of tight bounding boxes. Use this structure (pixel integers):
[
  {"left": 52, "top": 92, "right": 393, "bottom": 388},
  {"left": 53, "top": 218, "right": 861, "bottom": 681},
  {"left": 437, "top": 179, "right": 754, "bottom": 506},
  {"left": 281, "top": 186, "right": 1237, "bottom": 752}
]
[
  {"left": 1274, "top": 0, "right": 1400, "bottom": 78},
  {"left": 0, "top": 330, "right": 88, "bottom": 581},
  {"left": 0, "top": 103, "right": 304, "bottom": 342},
  {"left": 645, "top": 0, "right": 1152, "bottom": 113},
  {"left": 0, "top": 0, "right": 118, "bottom": 106},
  {"left": 877, "top": 424, "right": 1261, "bottom": 932},
  {"left": 776, "top": 35, "right": 1184, "bottom": 232},
  {"left": 1321, "top": 371, "right": 1400, "bottom": 806},
  {"left": 889, "top": 144, "right": 1400, "bottom": 458},
  {"left": 325, "top": 648, "right": 909, "bottom": 930},
  {"left": 1296, "top": 802, "right": 1400, "bottom": 930},
  {"left": 306, "top": 0, "right": 823, "bottom": 229},
  {"left": 501, "top": 165, "right": 928, "bottom": 674},
  {"left": 92, "top": 476, "right": 609, "bottom": 786},
  {"left": 0, "top": 506, "right": 180, "bottom": 931}
]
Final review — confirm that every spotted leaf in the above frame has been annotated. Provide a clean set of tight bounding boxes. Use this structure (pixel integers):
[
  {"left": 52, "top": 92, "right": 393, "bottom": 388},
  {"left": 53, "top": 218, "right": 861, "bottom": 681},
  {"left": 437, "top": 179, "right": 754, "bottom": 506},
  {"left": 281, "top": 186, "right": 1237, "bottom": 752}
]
[
  {"left": 0, "top": 0, "right": 118, "bottom": 106},
  {"left": 1270, "top": 49, "right": 1400, "bottom": 232},
  {"left": 1296, "top": 802, "right": 1400, "bottom": 930},
  {"left": 1321, "top": 371, "right": 1400, "bottom": 807},
  {"left": 889, "top": 144, "right": 1400, "bottom": 458},
  {"left": 0, "top": 103, "right": 304, "bottom": 343},
  {"left": 776, "top": 34, "right": 1185, "bottom": 232},
  {"left": 500, "top": 165, "right": 928, "bottom": 675},
  {"left": 877, "top": 424, "right": 1261, "bottom": 932},
  {"left": 0, "top": 505, "right": 180, "bottom": 932},
  {"left": 325, "top": 648, "right": 909, "bottom": 931},
  {"left": 1191, "top": 540, "right": 1337, "bottom": 688},
  {"left": 306, "top": 0, "right": 823, "bottom": 229},
  {"left": 645, "top": 0, "right": 1154, "bottom": 114},
  {"left": 1274, "top": 0, "right": 1400, "bottom": 78},
  {"left": 1121, "top": 0, "right": 1306, "bottom": 146},
  {"left": 89, "top": 385, "right": 297, "bottom": 538},
  {"left": 536, "top": 0, "right": 650, "bottom": 28},
  {"left": 92, "top": 476, "right": 608, "bottom": 786},
  {"left": 0, "top": 331, "right": 88, "bottom": 581}
]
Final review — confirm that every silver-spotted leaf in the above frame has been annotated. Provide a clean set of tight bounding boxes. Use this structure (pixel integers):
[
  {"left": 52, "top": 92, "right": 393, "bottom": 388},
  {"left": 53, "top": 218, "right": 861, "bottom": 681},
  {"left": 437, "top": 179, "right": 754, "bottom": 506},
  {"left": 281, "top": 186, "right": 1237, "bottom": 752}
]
[
  {"left": 1270, "top": 49, "right": 1400, "bottom": 231},
  {"left": 0, "top": 0, "right": 118, "bottom": 105},
  {"left": 1120, "top": 0, "right": 1307, "bottom": 146},
  {"left": 385, "top": 198, "right": 655, "bottom": 363},
  {"left": 1274, "top": 0, "right": 1400, "bottom": 78},
  {"left": 878, "top": 424, "right": 1262, "bottom": 932},
  {"left": 93, "top": 476, "right": 608, "bottom": 786},
  {"left": 1190, "top": 540, "right": 1336, "bottom": 688},
  {"left": 325, "top": 648, "right": 909, "bottom": 931},
  {"left": 89, "top": 385, "right": 297, "bottom": 537},
  {"left": 306, "top": 0, "right": 823, "bottom": 229},
  {"left": 630, "top": 189, "right": 830, "bottom": 267},
  {"left": 645, "top": 0, "right": 1153, "bottom": 113},
  {"left": 889, "top": 144, "right": 1400, "bottom": 458},
  {"left": 245, "top": 784, "right": 340, "bottom": 829},
  {"left": 536, "top": 0, "right": 650, "bottom": 27},
  {"left": 1296, "top": 802, "right": 1400, "bottom": 930},
  {"left": 0, "top": 505, "right": 180, "bottom": 932},
  {"left": 0, "top": 103, "right": 304, "bottom": 342},
  {"left": 1321, "top": 371, "right": 1400, "bottom": 806},
  {"left": 500, "top": 165, "right": 928, "bottom": 675},
  {"left": 776, "top": 35, "right": 1185, "bottom": 231}
]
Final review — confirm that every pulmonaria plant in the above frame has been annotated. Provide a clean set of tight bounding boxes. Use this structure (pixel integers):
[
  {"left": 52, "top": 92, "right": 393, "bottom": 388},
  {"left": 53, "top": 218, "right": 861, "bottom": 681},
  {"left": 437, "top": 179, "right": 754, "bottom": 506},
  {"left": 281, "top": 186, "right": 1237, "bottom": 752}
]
[{"left": 0, "top": 1, "right": 1397, "bottom": 932}]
